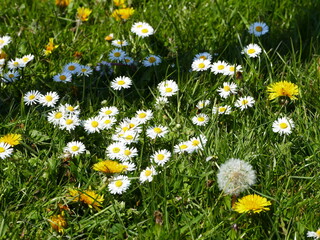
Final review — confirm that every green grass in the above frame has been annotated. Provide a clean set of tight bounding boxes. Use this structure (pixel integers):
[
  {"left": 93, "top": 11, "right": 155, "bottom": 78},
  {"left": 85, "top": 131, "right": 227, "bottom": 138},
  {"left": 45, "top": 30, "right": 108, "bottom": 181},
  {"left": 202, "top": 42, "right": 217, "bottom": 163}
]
[{"left": 0, "top": 0, "right": 320, "bottom": 239}]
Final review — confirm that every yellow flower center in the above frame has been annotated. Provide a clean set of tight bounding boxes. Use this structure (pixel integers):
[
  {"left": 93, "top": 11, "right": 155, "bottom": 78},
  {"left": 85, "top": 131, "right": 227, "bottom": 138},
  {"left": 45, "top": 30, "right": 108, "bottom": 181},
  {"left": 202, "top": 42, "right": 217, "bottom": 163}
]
[
  {"left": 247, "top": 49, "right": 256, "bottom": 54},
  {"left": 59, "top": 75, "right": 67, "bottom": 81},
  {"left": 141, "top": 28, "right": 149, "bottom": 33},
  {"left": 180, "top": 144, "right": 188, "bottom": 149},
  {"left": 115, "top": 180, "right": 123, "bottom": 187},
  {"left": 104, "top": 119, "right": 111, "bottom": 124},
  {"left": 198, "top": 63, "right": 205, "bottom": 68},
  {"left": 71, "top": 146, "right": 79, "bottom": 151},
  {"left": 125, "top": 135, "right": 133, "bottom": 140},
  {"left": 55, "top": 112, "right": 63, "bottom": 119},
  {"left": 316, "top": 230, "right": 320, "bottom": 237},
  {"left": 91, "top": 121, "right": 99, "bottom": 128},
  {"left": 197, "top": 116, "right": 205, "bottom": 122},
  {"left": 223, "top": 86, "right": 231, "bottom": 91},
  {"left": 117, "top": 80, "right": 125, "bottom": 85},
  {"left": 229, "top": 66, "right": 235, "bottom": 72},
  {"left": 8, "top": 74, "right": 14, "bottom": 78},
  {"left": 241, "top": 99, "right": 249, "bottom": 105},
  {"left": 112, "top": 147, "right": 120, "bottom": 153},
  {"left": 217, "top": 65, "right": 224, "bottom": 70},
  {"left": 0, "top": 147, "right": 5, "bottom": 153},
  {"left": 199, "top": 56, "right": 207, "bottom": 60},
  {"left": 129, "top": 123, "right": 135, "bottom": 128},
  {"left": 22, "top": 57, "right": 29, "bottom": 62},
  {"left": 122, "top": 126, "right": 129, "bottom": 132},
  {"left": 114, "top": 52, "right": 121, "bottom": 57},
  {"left": 154, "top": 127, "right": 162, "bottom": 133},
  {"left": 145, "top": 170, "right": 152, "bottom": 176},
  {"left": 105, "top": 110, "right": 112, "bottom": 115},
  {"left": 219, "top": 107, "right": 226, "bottom": 112},
  {"left": 124, "top": 149, "right": 131, "bottom": 156},
  {"left": 68, "top": 66, "right": 76, "bottom": 71},
  {"left": 66, "top": 119, "right": 73, "bottom": 125},
  {"left": 148, "top": 57, "right": 156, "bottom": 63},
  {"left": 29, "top": 95, "right": 35, "bottom": 100},
  {"left": 165, "top": 87, "right": 172, "bottom": 93},
  {"left": 255, "top": 26, "right": 263, "bottom": 32},
  {"left": 0, "top": 40, "right": 4, "bottom": 44},
  {"left": 125, "top": 58, "right": 131, "bottom": 63},
  {"left": 192, "top": 140, "right": 200, "bottom": 146},
  {"left": 157, "top": 154, "right": 165, "bottom": 161},
  {"left": 81, "top": 68, "right": 87, "bottom": 72},
  {"left": 13, "top": 61, "right": 19, "bottom": 66},
  {"left": 138, "top": 113, "right": 146, "bottom": 118},
  {"left": 45, "top": 95, "right": 53, "bottom": 102},
  {"left": 279, "top": 123, "right": 288, "bottom": 129},
  {"left": 67, "top": 106, "right": 74, "bottom": 111}
]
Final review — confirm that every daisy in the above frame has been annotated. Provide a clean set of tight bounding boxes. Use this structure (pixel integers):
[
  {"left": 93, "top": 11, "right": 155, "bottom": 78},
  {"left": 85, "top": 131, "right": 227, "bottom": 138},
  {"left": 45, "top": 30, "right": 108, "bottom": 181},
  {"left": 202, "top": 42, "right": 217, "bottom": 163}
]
[
  {"left": 106, "top": 142, "right": 126, "bottom": 160},
  {"left": 118, "top": 118, "right": 141, "bottom": 132},
  {"left": 151, "top": 149, "right": 171, "bottom": 166},
  {"left": 59, "top": 115, "right": 80, "bottom": 131},
  {"left": 47, "top": 110, "right": 66, "bottom": 125},
  {"left": 191, "top": 59, "right": 211, "bottom": 71},
  {"left": 99, "top": 106, "right": 119, "bottom": 117},
  {"left": 20, "top": 54, "right": 34, "bottom": 65},
  {"left": 108, "top": 48, "right": 126, "bottom": 62},
  {"left": 196, "top": 100, "right": 210, "bottom": 109},
  {"left": 121, "top": 161, "right": 136, "bottom": 172},
  {"left": 146, "top": 125, "right": 169, "bottom": 139},
  {"left": 111, "top": 39, "right": 129, "bottom": 47},
  {"left": 174, "top": 141, "right": 191, "bottom": 154},
  {"left": 217, "top": 82, "right": 237, "bottom": 98},
  {"left": 217, "top": 158, "right": 256, "bottom": 196},
  {"left": 117, "top": 129, "right": 140, "bottom": 144},
  {"left": 7, "top": 58, "right": 24, "bottom": 70},
  {"left": 193, "top": 52, "right": 212, "bottom": 61},
  {"left": 248, "top": 22, "right": 269, "bottom": 37},
  {"left": 101, "top": 116, "right": 117, "bottom": 130},
  {"left": 188, "top": 135, "right": 207, "bottom": 153},
  {"left": 140, "top": 166, "right": 157, "bottom": 183},
  {"left": 64, "top": 141, "right": 86, "bottom": 157},
  {"left": 0, "top": 35, "right": 11, "bottom": 49},
  {"left": 142, "top": 55, "right": 162, "bottom": 67},
  {"left": 224, "top": 64, "right": 242, "bottom": 76},
  {"left": 83, "top": 116, "right": 104, "bottom": 133},
  {"left": 243, "top": 43, "right": 262, "bottom": 58},
  {"left": 158, "top": 80, "right": 179, "bottom": 97},
  {"left": 53, "top": 72, "right": 72, "bottom": 83},
  {"left": 192, "top": 113, "right": 209, "bottom": 126},
  {"left": 235, "top": 96, "right": 255, "bottom": 110},
  {"left": 108, "top": 175, "right": 131, "bottom": 194},
  {"left": 131, "top": 22, "right": 154, "bottom": 38},
  {"left": 111, "top": 76, "right": 132, "bottom": 90},
  {"left": 38, "top": 92, "right": 59, "bottom": 107},
  {"left": 77, "top": 65, "right": 93, "bottom": 77},
  {"left": 2, "top": 71, "right": 20, "bottom": 83},
  {"left": 59, "top": 103, "right": 80, "bottom": 116},
  {"left": 119, "top": 145, "right": 138, "bottom": 161},
  {"left": 267, "top": 81, "right": 299, "bottom": 100},
  {"left": 0, "top": 142, "right": 13, "bottom": 159},
  {"left": 23, "top": 90, "right": 41, "bottom": 105},
  {"left": 122, "top": 56, "right": 134, "bottom": 65},
  {"left": 233, "top": 194, "right": 272, "bottom": 213},
  {"left": 135, "top": 109, "right": 153, "bottom": 124},
  {"left": 272, "top": 117, "right": 294, "bottom": 135},
  {"left": 213, "top": 105, "right": 232, "bottom": 115},
  {"left": 211, "top": 60, "right": 228, "bottom": 74},
  {"left": 63, "top": 62, "right": 80, "bottom": 74},
  {"left": 155, "top": 96, "right": 169, "bottom": 106},
  {"left": 307, "top": 229, "right": 320, "bottom": 239}
]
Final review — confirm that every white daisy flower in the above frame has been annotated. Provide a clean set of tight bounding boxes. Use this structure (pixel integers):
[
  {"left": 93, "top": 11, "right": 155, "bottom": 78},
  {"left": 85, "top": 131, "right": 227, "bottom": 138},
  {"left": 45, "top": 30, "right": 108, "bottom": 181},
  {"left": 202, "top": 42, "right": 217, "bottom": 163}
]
[
  {"left": 146, "top": 125, "right": 169, "bottom": 139},
  {"left": 59, "top": 103, "right": 80, "bottom": 116},
  {"left": 101, "top": 116, "right": 117, "bottom": 130},
  {"left": 38, "top": 92, "right": 59, "bottom": 107},
  {"left": 63, "top": 62, "right": 81, "bottom": 74},
  {"left": 83, "top": 116, "right": 105, "bottom": 133},
  {"left": 108, "top": 175, "right": 131, "bottom": 194},
  {"left": 106, "top": 142, "right": 126, "bottom": 160},
  {"left": 121, "top": 161, "right": 136, "bottom": 172},
  {"left": 108, "top": 48, "right": 127, "bottom": 62},
  {"left": 174, "top": 141, "right": 192, "bottom": 154},
  {"left": 272, "top": 117, "right": 294, "bottom": 135},
  {"left": 20, "top": 54, "right": 34, "bottom": 65},
  {"left": 192, "top": 113, "right": 209, "bottom": 126},
  {"left": 213, "top": 105, "right": 232, "bottom": 115},
  {"left": 59, "top": 115, "right": 80, "bottom": 131},
  {"left": 135, "top": 109, "right": 153, "bottom": 124},
  {"left": 111, "top": 39, "right": 129, "bottom": 47},
  {"left": 99, "top": 106, "right": 119, "bottom": 117},
  {"left": 155, "top": 96, "right": 169, "bottom": 106},
  {"left": 47, "top": 110, "right": 66, "bottom": 125},
  {"left": 24, "top": 90, "right": 41, "bottom": 105},
  {"left": 211, "top": 61, "right": 228, "bottom": 74},
  {"left": 118, "top": 118, "right": 141, "bottom": 132},
  {"left": 0, "top": 142, "right": 14, "bottom": 159},
  {"left": 140, "top": 166, "right": 157, "bottom": 183},
  {"left": 248, "top": 22, "right": 269, "bottom": 37},
  {"left": 307, "top": 229, "right": 320, "bottom": 239},
  {"left": 2, "top": 71, "right": 20, "bottom": 83},
  {"left": 217, "top": 82, "right": 237, "bottom": 98},
  {"left": 64, "top": 141, "right": 86, "bottom": 157},
  {"left": 111, "top": 76, "right": 132, "bottom": 90},
  {"left": 77, "top": 65, "right": 93, "bottom": 77},
  {"left": 53, "top": 72, "right": 72, "bottom": 83},
  {"left": 196, "top": 100, "right": 211, "bottom": 109},
  {"left": 117, "top": 129, "right": 140, "bottom": 144},
  {"left": 142, "top": 55, "right": 161, "bottom": 67},
  {"left": 187, "top": 135, "right": 207, "bottom": 153},
  {"left": 151, "top": 149, "right": 171, "bottom": 166},
  {"left": 0, "top": 35, "right": 11, "bottom": 49},
  {"left": 7, "top": 58, "right": 24, "bottom": 70},
  {"left": 191, "top": 59, "right": 211, "bottom": 71},
  {"left": 158, "top": 80, "right": 179, "bottom": 97},
  {"left": 235, "top": 96, "right": 255, "bottom": 110},
  {"left": 131, "top": 22, "right": 154, "bottom": 38},
  {"left": 119, "top": 146, "right": 138, "bottom": 162},
  {"left": 243, "top": 43, "right": 262, "bottom": 58},
  {"left": 122, "top": 56, "right": 134, "bottom": 65},
  {"left": 193, "top": 52, "right": 212, "bottom": 61},
  {"left": 224, "top": 64, "right": 242, "bottom": 76}
]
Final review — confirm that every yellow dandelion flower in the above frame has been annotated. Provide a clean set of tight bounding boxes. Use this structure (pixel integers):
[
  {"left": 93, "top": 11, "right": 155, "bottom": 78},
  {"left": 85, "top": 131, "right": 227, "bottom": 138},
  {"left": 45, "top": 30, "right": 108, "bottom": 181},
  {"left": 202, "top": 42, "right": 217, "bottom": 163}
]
[
  {"left": 267, "top": 81, "right": 299, "bottom": 100},
  {"left": 113, "top": 0, "right": 126, "bottom": 8},
  {"left": 44, "top": 38, "right": 58, "bottom": 56},
  {"left": 105, "top": 33, "right": 114, "bottom": 41},
  {"left": 77, "top": 7, "right": 92, "bottom": 22},
  {"left": 49, "top": 213, "right": 67, "bottom": 233},
  {"left": 111, "top": 8, "right": 134, "bottom": 21},
  {"left": 55, "top": 0, "right": 71, "bottom": 7},
  {"left": 68, "top": 189, "right": 104, "bottom": 209},
  {"left": 0, "top": 49, "right": 7, "bottom": 60},
  {"left": 92, "top": 160, "right": 128, "bottom": 174},
  {"left": 233, "top": 194, "right": 272, "bottom": 214},
  {"left": 0, "top": 133, "right": 22, "bottom": 146}
]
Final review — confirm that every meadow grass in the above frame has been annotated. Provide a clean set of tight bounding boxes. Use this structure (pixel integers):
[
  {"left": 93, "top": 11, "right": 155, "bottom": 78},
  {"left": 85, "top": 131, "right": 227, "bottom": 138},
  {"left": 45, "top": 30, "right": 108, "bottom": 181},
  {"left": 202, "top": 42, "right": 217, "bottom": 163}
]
[{"left": 0, "top": 0, "right": 320, "bottom": 239}]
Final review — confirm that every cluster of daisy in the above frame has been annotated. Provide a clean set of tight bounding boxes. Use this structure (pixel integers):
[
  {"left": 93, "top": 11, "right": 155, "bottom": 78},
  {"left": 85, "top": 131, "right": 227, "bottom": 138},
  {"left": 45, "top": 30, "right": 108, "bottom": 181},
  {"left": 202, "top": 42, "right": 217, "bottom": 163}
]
[
  {"left": 53, "top": 62, "right": 92, "bottom": 83},
  {"left": 0, "top": 35, "right": 34, "bottom": 83},
  {"left": 0, "top": 133, "right": 22, "bottom": 160}
]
